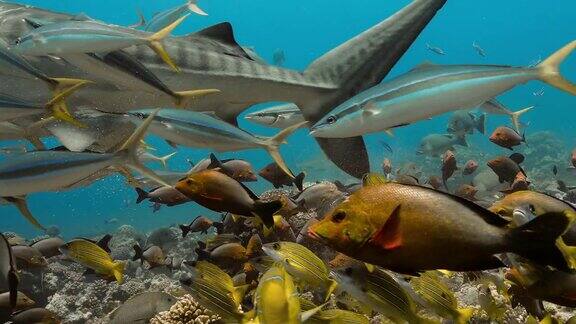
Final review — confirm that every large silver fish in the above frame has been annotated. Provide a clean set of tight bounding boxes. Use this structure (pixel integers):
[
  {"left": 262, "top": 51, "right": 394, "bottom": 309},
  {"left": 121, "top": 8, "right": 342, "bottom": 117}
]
[
  {"left": 0, "top": 109, "right": 167, "bottom": 198},
  {"left": 127, "top": 109, "right": 306, "bottom": 177},
  {"left": 310, "top": 41, "right": 576, "bottom": 138},
  {"left": 0, "top": 0, "right": 447, "bottom": 178}
]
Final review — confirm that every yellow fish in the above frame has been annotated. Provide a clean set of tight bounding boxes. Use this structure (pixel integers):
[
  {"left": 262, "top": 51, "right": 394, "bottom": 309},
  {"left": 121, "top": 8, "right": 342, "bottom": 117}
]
[{"left": 59, "top": 239, "right": 124, "bottom": 283}]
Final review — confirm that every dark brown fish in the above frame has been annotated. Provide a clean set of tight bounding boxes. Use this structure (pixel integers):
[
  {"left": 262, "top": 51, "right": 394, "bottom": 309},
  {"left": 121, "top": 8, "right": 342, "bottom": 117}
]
[
  {"left": 382, "top": 158, "right": 392, "bottom": 175},
  {"left": 487, "top": 155, "right": 526, "bottom": 184},
  {"left": 132, "top": 244, "right": 165, "bottom": 269},
  {"left": 0, "top": 291, "right": 35, "bottom": 311},
  {"left": 197, "top": 242, "right": 248, "bottom": 266},
  {"left": 11, "top": 246, "right": 47, "bottom": 269},
  {"left": 442, "top": 150, "right": 458, "bottom": 189},
  {"left": 11, "top": 307, "right": 60, "bottom": 324},
  {"left": 179, "top": 216, "right": 223, "bottom": 237},
  {"left": 135, "top": 186, "right": 190, "bottom": 206},
  {"left": 258, "top": 162, "right": 305, "bottom": 191},
  {"left": 455, "top": 184, "right": 478, "bottom": 200},
  {"left": 501, "top": 172, "right": 530, "bottom": 194},
  {"left": 245, "top": 234, "right": 263, "bottom": 259},
  {"left": 427, "top": 175, "right": 443, "bottom": 190},
  {"left": 30, "top": 237, "right": 65, "bottom": 258},
  {"left": 395, "top": 174, "right": 420, "bottom": 185},
  {"left": 463, "top": 160, "right": 479, "bottom": 175},
  {"left": 218, "top": 159, "right": 258, "bottom": 182},
  {"left": 175, "top": 169, "right": 282, "bottom": 227},
  {"left": 0, "top": 234, "right": 18, "bottom": 310},
  {"left": 489, "top": 126, "right": 525, "bottom": 150}
]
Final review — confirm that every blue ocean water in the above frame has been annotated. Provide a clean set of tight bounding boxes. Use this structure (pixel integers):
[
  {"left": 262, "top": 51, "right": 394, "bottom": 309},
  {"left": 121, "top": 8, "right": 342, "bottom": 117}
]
[{"left": 0, "top": 0, "right": 574, "bottom": 239}]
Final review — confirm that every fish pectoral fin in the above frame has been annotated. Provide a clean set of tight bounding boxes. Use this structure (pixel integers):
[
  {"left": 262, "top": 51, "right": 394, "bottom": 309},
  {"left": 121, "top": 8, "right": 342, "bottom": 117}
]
[
  {"left": 5, "top": 196, "right": 46, "bottom": 231},
  {"left": 361, "top": 101, "right": 379, "bottom": 117},
  {"left": 369, "top": 204, "right": 403, "bottom": 250}
]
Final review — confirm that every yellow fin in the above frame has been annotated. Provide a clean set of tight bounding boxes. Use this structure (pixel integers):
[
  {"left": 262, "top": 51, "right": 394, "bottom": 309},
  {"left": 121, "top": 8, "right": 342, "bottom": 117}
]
[
  {"left": 456, "top": 308, "right": 474, "bottom": 324},
  {"left": 148, "top": 14, "right": 190, "bottom": 72},
  {"left": 45, "top": 81, "right": 92, "bottom": 128},
  {"left": 172, "top": 89, "right": 221, "bottom": 107},
  {"left": 112, "top": 261, "right": 125, "bottom": 284},
  {"left": 537, "top": 40, "right": 576, "bottom": 95},
  {"left": 262, "top": 121, "right": 308, "bottom": 178},
  {"left": 556, "top": 238, "right": 576, "bottom": 270},
  {"left": 362, "top": 173, "right": 389, "bottom": 186},
  {"left": 364, "top": 263, "right": 375, "bottom": 272},
  {"left": 510, "top": 106, "right": 533, "bottom": 132}
]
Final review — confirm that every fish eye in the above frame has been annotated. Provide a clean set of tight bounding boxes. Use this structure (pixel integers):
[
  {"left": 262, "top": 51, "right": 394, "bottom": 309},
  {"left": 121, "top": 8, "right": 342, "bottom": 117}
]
[
  {"left": 272, "top": 242, "right": 281, "bottom": 250},
  {"left": 344, "top": 267, "right": 353, "bottom": 276},
  {"left": 528, "top": 204, "right": 536, "bottom": 213},
  {"left": 326, "top": 115, "right": 337, "bottom": 124},
  {"left": 332, "top": 211, "right": 346, "bottom": 223},
  {"left": 186, "top": 179, "right": 192, "bottom": 185}
]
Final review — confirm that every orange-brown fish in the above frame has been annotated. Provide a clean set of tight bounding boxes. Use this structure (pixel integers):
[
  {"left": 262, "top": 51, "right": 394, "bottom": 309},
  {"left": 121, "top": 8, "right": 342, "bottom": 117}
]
[
  {"left": 427, "top": 175, "right": 443, "bottom": 190},
  {"left": 501, "top": 171, "right": 530, "bottom": 194},
  {"left": 258, "top": 162, "right": 305, "bottom": 191},
  {"left": 489, "top": 126, "right": 525, "bottom": 150},
  {"left": 382, "top": 158, "right": 392, "bottom": 175},
  {"left": 455, "top": 184, "right": 477, "bottom": 200},
  {"left": 175, "top": 169, "right": 282, "bottom": 227},
  {"left": 179, "top": 216, "right": 223, "bottom": 237},
  {"left": 132, "top": 244, "right": 165, "bottom": 269},
  {"left": 463, "top": 160, "right": 479, "bottom": 175},
  {"left": 442, "top": 150, "right": 457, "bottom": 189},
  {"left": 308, "top": 180, "right": 572, "bottom": 273},
  {"left": 487, "top": 155, "right": 525, "bottom": 184}
]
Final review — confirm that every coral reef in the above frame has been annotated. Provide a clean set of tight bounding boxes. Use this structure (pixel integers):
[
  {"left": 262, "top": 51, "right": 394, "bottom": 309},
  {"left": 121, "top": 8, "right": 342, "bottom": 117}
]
[{"left": 150, "top": 294, "right": 220, "bottom": 324}]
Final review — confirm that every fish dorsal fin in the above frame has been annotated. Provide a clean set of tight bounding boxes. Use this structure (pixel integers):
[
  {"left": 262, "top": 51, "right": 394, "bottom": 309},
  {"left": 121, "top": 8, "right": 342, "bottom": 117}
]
[
  {"left": 364, "top": 263, "right": 376, "bottom": 272},
  {"left": 410, "top": 61, "right": 437, "bottom": 72},
  {"left": 188, "top": 23, "right": 254, "bottom": 60},
  {"left": 362, "top": 173, "right": 389, "bottom": 187},
  {"left": 369, "top": 205, "right": 403, "bottom": 250}
]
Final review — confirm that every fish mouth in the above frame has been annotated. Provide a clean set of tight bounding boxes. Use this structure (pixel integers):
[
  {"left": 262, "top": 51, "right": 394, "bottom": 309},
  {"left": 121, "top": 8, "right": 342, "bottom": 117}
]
[{"left": 307, "top": 228, "right": 324, "bottom": 242}]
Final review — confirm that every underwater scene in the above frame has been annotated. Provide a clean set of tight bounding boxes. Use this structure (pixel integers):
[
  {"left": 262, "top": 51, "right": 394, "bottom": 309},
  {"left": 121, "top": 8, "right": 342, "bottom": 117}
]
[{"left": 0, "top": 0, "right": 575, "bottom": 322}]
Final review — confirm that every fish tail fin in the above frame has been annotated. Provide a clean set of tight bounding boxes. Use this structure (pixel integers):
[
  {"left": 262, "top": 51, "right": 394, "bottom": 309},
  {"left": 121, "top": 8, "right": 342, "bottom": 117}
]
[
  {"left": 293, "top": 172, "right": 305, "bottom": 192},
  {"left": 132, "top": 244, "right": 144, "bottom": 264},
  {"left": 115, "top": 108, "right": 170, "bottom": 188},
  {"left": 45, "top": 79, "right": 92, "bottom": 128},
  {"left": 476, "top": 113, "right": 486, "bottom": 134},
  {"left": 187, "top": 0, "right": 208, "bottom": 16},
  {"left": 158, "top": 152, "right": 177, "bottom": 168},
  {"left": 212, "top": 221, "right": 224, "bottom": 234},
  {"left": 111, "top": 261, "right": 125, "bottom": 284},
  {"left": 261, "top": 121, "right": 307, "bottom": 178},
  {"left": 556, "top": 238, "right": 576, "bottom": 270},
  {"left": 323, "top": 279, "right": 338, "bottom": 302},
  {"left": 4, "top": 197, "right": 46, "bottom": 231},
  {"left": 135, "top": 188, "right": 149, "bottom": 204},
  {"left": 537, "top": 40, "right": 576, "bottom": 95},
  {"left": 455, "top": 307, "right": 475, "bottom": 324},
  {"left": 171, "top": 89, "right": 220, "bottom": 107},
  {"left": 508, "top": 211, "right": 574, "bottom": 272},
  {"left": 251, "top": 200, "right": 283, "bottom": 228},
  {"left": 510, "top": 106, "right": 533, "bottom": 132},
  {"left": 179, "top": 224, "right": 191, "bottom": 238},
  {"left": 147, "top": 14, "right": 190, "bottom": 72}
]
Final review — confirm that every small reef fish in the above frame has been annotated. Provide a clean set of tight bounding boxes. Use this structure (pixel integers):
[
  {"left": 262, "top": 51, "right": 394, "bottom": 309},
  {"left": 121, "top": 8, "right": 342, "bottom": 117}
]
[
  {"left": 411, "top": 271, "right": 474, "bottom": 324},
  {"left": 262, "top": 241, "right": 338, "bottom": 302},
  {"left": 487, "top": 154, "right": 526, "bottom": 184},
  {"left": 489, "top": 126, "right": 526, "bottom": 150},
  {"left": 472, "top": 41, "right": 487, "bottom": 57},
  {"left": 311, "top": 41, "right": 576, "bottom": 138},
  {"left": 463, "top": 160, "right": 479, "bottom": 175},
  {"left": 417, "top": 133, "right": 467, "bottom": 157},
  {"left": 441, "top": 150, "right": 458, "bottom": 189},
  {"left": 454, "top": 184, "right": 478, "bottom": 200},
  {"left": 254, "top": 264, "right": 323, "bottom": 324},
  {"left": 426, "top": 175, "right": 443, "bottom": 190},
  {"left": 0, "top": 291, "right": 35, "bottom": 312},
  {"left": 382, "top": 158, "right": 392, "bottom": 175},
  {"left": 308, "top": 175, "right": 572, "bottom": 272},
  {"left": 426, "top": 43, "right": 446, "bottom": 55},
  {"left": 0, "top": 234, "right": 18, "bottom": 310},
  {"left": 11, "top": 245, "right": 47, "bottom": 269},
  {"left": 179, "top": 216, "right": 223, "bottom": 237},
  {"left": 13, "top": 16, "right": 190, "bottom": 71},
  {"left": 175, "top": 168, "right": 282, "bottom": 227},
  {"left": 132, "top": 244, "right": 165, "bottom": 269},
  {"left": 59, "top": 239, "right": 125, "bottom": 283},
  {"left": 479, "top": 99, "right": 533, "bottom": 132},
  {"left": 108, "top": 292, "right": 176, "bottom": 324},
  {"left": 245, "top": 103, "right": 306, "bottom": 129},
  {"left": 144, "top": 0, "right": 207, "bottom": 32},
  {"left": 135, "top": 186, "right": 190, "bottom": 207},
  {"left": 30, "top": 237, "right": 65, "bottom": 258},
  {"left": 447, "top": 111, "right": 486, "bottom": 136},
  {"left": 331, "top": 261, "right": 430, "bottom": 323},
  {"left": 10, "top": 307, "right": 60, "bottom": 324},
  {"left": 258, "top": 162, "right": 305, "bottom": 191}
]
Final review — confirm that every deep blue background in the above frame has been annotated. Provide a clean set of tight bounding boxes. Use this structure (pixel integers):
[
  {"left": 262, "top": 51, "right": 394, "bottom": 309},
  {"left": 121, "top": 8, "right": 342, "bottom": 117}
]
[{"left": 1, "top": 0, "right": 574, "bottom": 238}]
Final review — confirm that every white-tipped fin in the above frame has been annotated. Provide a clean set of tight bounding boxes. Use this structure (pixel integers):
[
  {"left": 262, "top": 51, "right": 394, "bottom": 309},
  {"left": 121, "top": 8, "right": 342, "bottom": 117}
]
[
  {"left": 510, "top": 106, "right": 534, "bottom": 132},
  {"left": 187, "top": 0, "right": 208, "bottom": 16}
]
